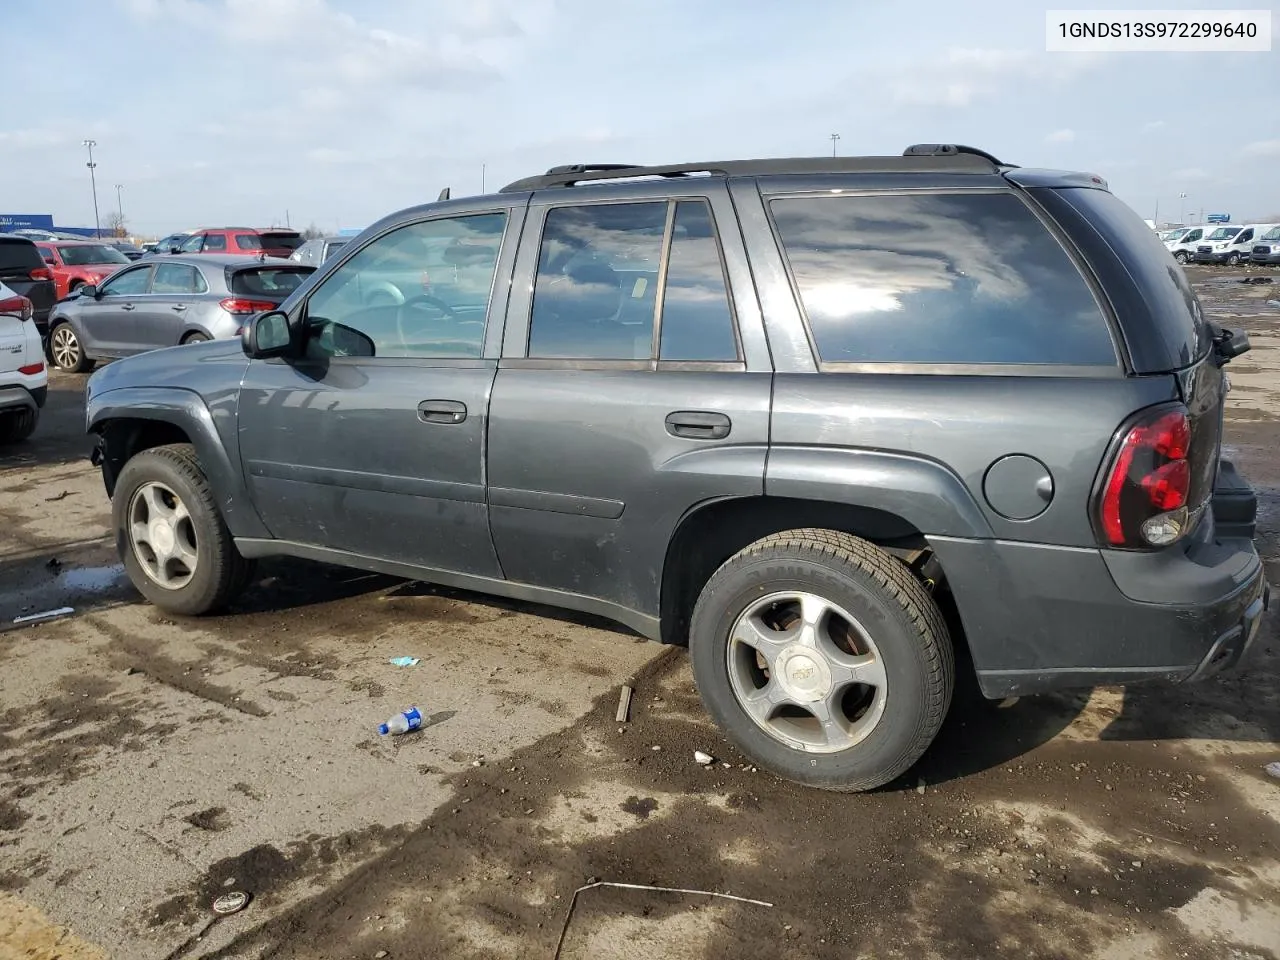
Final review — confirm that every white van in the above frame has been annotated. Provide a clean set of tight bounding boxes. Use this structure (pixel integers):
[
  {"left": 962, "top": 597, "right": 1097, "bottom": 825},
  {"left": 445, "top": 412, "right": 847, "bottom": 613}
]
[
  {"left": 1165, "top": 225, "right": 1213, "bottom": 263},
  {"left": 1193, "top": 224, "right": 1275, "bottom": 266}
]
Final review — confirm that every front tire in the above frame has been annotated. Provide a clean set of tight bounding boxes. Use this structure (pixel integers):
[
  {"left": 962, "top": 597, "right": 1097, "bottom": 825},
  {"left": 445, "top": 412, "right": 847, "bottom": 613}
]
[
  {"left": 689, "top": 529, "right": 954, "bottom": 792},
  {"left": 0, "top": 407, "right": 38, "bottom": 445},
  {"left": 112, "top": 444, "right": 254, "bottom": 615},
  {"left": 49, "top": 322, "right": 94, "bottom": 373},
  {"left": 1174, "top": 251, "right": 1189, "bottom": 264},
  {"left": 1227, "top": 253, "right": 1241, "bottom": 266}
]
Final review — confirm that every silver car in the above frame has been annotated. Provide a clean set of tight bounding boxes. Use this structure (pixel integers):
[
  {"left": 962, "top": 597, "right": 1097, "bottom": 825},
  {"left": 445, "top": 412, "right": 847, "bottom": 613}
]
[
  {"left": 46, "top": 254, "right": 314, "bottom": 373},
  {"left": 290, "top": 235, "right": 349, "bottom": 266}
]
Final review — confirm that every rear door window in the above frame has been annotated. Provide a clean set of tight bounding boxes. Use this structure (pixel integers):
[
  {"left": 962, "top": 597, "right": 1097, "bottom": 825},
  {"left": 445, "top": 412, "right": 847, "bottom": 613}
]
[
  {"left": 203, "top": 233, "right": 227, "bottom": 252},
  {"left": 153, "top": 263, "right": 206, "bottom": 294},
  {"left": 770, "top": 192, "right": 1116, "bottom": 366}
]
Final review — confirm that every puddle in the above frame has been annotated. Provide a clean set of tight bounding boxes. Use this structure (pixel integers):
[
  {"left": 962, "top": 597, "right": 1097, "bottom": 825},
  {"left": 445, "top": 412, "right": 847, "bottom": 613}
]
[
  {"left": 58, "top": 565, "right": 127, "bottom": 594},
  {"left": 0, "top": 564, "right": 132, "bottom": 626}
]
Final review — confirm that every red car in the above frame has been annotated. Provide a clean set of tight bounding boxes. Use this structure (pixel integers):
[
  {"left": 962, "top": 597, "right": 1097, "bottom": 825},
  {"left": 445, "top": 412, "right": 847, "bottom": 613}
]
[
  {"left": 36, "top": 241, "right": 132, "bottom": 300},
  {"left": 172, "top": 228, "right": 304, "bottom": 258}
]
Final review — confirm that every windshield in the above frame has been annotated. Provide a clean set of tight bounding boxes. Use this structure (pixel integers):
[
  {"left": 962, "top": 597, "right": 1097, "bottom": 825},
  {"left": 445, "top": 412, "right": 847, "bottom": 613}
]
[
  {"left": 1206, "top": 227, "right": 1240, "bottom": 241},
  {"left": 58, "top": 244, "right": 130, "bottom": 265},
  {"left": 1262, "top": 227, "right": 1280, "bottom": 242},
  {"left": 1161, "top": 229, "right": 1188, "bottom": 242}
]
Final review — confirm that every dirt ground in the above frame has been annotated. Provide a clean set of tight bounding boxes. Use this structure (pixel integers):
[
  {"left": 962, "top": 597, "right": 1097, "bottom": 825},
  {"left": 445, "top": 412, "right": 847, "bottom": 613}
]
[{"left": 2, "top": 267, "right": 1279, "bottom": 960}]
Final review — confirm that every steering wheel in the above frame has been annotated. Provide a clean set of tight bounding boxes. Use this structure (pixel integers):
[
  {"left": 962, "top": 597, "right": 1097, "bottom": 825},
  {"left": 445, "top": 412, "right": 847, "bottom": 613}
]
[{"left": 396, "top": 295, "right": 458, "bottom": 352}]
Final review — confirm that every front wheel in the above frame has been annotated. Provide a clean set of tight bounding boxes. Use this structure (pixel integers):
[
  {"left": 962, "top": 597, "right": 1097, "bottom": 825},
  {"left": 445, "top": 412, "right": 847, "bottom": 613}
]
[
  {"left": 689, "top": 529, "right": 954, "bottom": 792},
  {"left": 1226, "top": 253, "right": 1241, "bottom": 266},
  {"left": 112, "top": 444, "right": 254, "bottom": 615},
  {"left": 1174, "top": 251, "right": 1189, "bottom": 264},
  {"left": 48, "top": 322, "right": 94, "bottom": 373}
]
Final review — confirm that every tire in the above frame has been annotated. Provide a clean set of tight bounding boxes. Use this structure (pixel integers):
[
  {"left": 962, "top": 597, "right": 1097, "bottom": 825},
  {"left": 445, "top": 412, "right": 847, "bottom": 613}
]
[
  {"left": 1174, "top": 251, "right": 1189, "bottom": 264},
  {"left": 112, "top": 443, "right": 254, "bottom": 615},
  {"left": 1227, "top": 253, "right": 1240, "bottom": 266},
  {"left": 689, "top": 528, "right": 954, "bottom": 792},
  {"left": 0, "top": 407, "right": 38, "bottom": 445},
  {"left": 48, "top": 322, "right": 94, "bottom": 373},
  {"left": 68, "top": 280, "right": 83, "bottom": 293},
  {"left": 181, "top": 332, "right": 210, "bottom": 344}
]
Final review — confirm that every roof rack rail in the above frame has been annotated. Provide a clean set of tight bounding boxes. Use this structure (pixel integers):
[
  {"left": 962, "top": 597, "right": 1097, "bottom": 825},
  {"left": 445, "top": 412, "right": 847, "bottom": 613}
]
[
  {"left": 903, "top": 143, "right": 1011, "bottom": 167},
  {"left": 499, "top": 151, "right": 1000, "bottom": 193}
]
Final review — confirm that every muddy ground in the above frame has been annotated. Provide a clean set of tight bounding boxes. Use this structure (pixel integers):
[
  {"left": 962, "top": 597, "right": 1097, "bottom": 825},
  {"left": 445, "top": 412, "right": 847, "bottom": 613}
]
[{"left": 1, "top": 266, "right": 1278, "bottom": 960}]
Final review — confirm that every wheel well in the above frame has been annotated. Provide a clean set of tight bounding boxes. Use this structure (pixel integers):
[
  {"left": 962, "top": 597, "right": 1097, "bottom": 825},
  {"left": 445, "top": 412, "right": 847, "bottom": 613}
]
[
  {"left": 659, "top": 496, "right": 957, "bottom": 648},
  {"left": 95, "top": 418, "right": 192, "bottom": 496},
  {"left": 68, "top": 278, "right": 84, "bottom": 289}
]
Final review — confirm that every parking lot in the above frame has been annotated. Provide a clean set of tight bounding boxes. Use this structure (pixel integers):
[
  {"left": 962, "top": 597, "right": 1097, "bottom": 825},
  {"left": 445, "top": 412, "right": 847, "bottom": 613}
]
[{"left": 1, "top": 266, "right": 1277, "bottom": 960}]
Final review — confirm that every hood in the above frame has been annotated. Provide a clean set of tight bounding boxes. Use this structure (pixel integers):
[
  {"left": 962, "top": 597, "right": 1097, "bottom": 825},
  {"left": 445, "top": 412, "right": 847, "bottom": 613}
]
[
  {"left": 83, "top": 264, "right": 123, "bottom": 277},
  {"left": 86, "top": 337, "right": 249, "bottom": 402}
]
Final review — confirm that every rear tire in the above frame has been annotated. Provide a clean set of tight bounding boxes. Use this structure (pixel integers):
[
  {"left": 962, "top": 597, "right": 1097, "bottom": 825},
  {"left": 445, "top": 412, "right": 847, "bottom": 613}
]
[
  {"left": 112, "top": 443, "right": 254, "bottom": 615},
  {"left": 0, "top": 407, "right": 38, "bottom": 445},
  {"left": 689, "top": 529, "right": 954, "bottom": 792},
  {"left": 181, "top": 331, "right": 210, "bottom": 344},
  {"left": 49, "top": 322, "right": 94, "bottom": 373}
]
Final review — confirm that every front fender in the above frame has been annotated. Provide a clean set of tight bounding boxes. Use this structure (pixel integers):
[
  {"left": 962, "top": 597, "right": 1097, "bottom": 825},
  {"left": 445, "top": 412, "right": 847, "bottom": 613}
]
[
  {"left": 765, "top": 445, "right": 993, "bottom": 539},
  {"left": 86, "top": 385, "right": 270, "bottom": 539}
]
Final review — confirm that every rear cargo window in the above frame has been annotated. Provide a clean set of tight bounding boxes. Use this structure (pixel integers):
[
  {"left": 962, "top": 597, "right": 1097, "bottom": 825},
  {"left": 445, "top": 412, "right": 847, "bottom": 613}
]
[
  {"left": 0, "top": 239, "right": 45, "bottom": 272},
  {"left": 231, "top": 267, "right": 314, "bottom": 297},
  {"left": 770, "top": 193, "right": 1116, "bottom": 366},
  {"left": 1053, "top": 187, "right": 1210, "bottom": 368},
  {"left": 239, "top": 233, "right": 303, "bottom": 252}
]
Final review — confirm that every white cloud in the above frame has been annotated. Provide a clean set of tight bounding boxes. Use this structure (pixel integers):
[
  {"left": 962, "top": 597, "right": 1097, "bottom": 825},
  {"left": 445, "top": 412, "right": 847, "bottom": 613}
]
[
  {"left": 1242, "top": 139, "right": 1280, "bottom": 158},
  {"left": 1045, "top": 129, "right": 1076, "bottom": 143},
  {"left": 1170, "top": 167, "right": 1212, "bottom": 182},
  {"left": 1142, "top": 120, "right": 1167, "bottom": 132},
  {"left": 887, "top": 48, "right": 1099, "bottom": 107}
]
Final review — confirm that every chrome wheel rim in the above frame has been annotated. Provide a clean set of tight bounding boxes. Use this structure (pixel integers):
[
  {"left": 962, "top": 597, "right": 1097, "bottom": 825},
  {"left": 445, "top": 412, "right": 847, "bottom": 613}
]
[
  {"left": 128, "top": 481, "right": 199, "bottom": 589},
  {"left": 51, "top": 326, "right": 80, "bottom": 369},
  {"left": 727, "top": 591, "right": 888, "bottom": 754}
]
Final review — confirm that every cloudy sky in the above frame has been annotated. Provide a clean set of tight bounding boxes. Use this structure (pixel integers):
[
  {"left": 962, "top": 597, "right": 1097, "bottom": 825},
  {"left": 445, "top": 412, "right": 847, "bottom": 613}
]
[{"left": 2, "top": 0, "right": 1276, "bottom": 236}]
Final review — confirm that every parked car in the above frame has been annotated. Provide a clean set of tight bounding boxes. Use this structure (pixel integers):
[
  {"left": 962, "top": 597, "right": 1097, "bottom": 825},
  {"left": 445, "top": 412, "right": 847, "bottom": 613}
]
[
  {"left": 36, "top": 240, "right": 132, "bottom": 300},
  {"left": 149, "top": 233, "right": 191, "bottom": 256},
  {"left": 173, "top": 228, "right": 304, "bottom": 259},
  {"left": 111, "top": 242, "right": 148, "bottom": 261},
  {"left": 1165, "top": 225, "right": 1211, "bottom": 263},
  {"left": 1187, "top": 225, "right": 1243, "bottom": 265},
  {"left": 0, "top": 235, "right": 57, "bottom": 338},
  {"left": 83, "top": 146, "right": 1267, "bottom": 792},
  {"left": 47, "top": 255, "right": 314, "bottom": 373},
  {"left": 290, "top": 235, "right": 349, "bottom": 266},
  {"left": 0, "top": 281, "right": 47, "bottom": 444},
  {"left": 1193, "top": 224, "right": 1278, "bottom": 266},
  {"left": 1250, "top": 225, "right": 1280, "bottom": 265}
]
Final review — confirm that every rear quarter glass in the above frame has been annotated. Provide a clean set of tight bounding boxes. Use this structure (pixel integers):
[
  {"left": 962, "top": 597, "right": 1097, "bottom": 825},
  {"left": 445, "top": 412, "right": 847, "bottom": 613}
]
[
  {"left": 768, "top": 191, "right": 1117, "bottom": 366},
  {"left": 0, "top": 239, "right": 45, "bottom": 272},
  {"left": 1030, "top": 187, "right": 1210, "bottom": 373}
]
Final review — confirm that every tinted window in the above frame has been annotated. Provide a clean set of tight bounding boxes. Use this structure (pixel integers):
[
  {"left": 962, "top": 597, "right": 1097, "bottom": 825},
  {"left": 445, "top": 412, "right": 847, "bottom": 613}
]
[
  {"left": 58, "top": 244, "right": 130, "bottom": 266},
  {"left": 771, "top": 193, "right": 1115, "bottom": 366},
  {"left": 659, "top": 201, "right": 737, "bottom": 362},
  {"left": 261, "top": 232, "right": 303, "bottom": 251},
  {"left": 100, "top": 266, "right": 152, "bottom": 296},
  {"left": 231, "top": 267, "right": 313, "bottom": 297},
  {"left": 303, "top": 213, "right": 505, "bottom": 359},
  {"left": 178, "top": 234, "right": 204, "bottom": 253},
  {"left": 203, "top": 234, "right": 227, "bottom": 252},
  {"left": 1236, "top": 229, "right": 1253, "bottom": 243},
  {"left": 0, "top": 239, "right": 45, "bottom": 272},
  {"left": 1054, "top": 187, "right": 1210, "bottom": 368},
  {"left": 153, "top": 263, "right": 205, "bottom": 294},
  {"left": 528, "top": 202, "right": 667, "bottom": 360}
]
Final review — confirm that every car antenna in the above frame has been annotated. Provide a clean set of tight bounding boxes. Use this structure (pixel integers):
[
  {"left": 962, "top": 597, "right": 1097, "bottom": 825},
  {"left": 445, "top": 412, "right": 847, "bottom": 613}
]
[{"left": 438, "top": 187, "right": 451, "bottom": 201}]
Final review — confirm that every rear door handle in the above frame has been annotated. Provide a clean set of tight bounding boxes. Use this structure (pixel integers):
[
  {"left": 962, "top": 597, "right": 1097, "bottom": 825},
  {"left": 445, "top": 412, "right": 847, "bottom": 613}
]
[
  {"left": 665, "top": 410, "right": 731, "bottom": 440},
  {"left": 417, "top": 399, "right": 467, "bottom": 424},
  {"left": 121, "top": 303, "right": 135, "bottom": 311}
]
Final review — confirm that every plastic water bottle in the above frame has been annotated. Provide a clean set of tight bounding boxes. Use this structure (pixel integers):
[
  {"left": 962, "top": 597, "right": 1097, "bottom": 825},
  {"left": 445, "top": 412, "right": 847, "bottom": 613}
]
[{"left": 378, "top": 707, "right": 423, "bottom": 736}]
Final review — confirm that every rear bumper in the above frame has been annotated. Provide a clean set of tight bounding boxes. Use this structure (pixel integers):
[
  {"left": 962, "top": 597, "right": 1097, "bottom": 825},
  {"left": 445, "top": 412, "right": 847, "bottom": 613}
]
[
  {"left": 930, "top": 462, "right": 1269, "bottom": 698},
  {"left": 0, "top": 385, "right": 39, "bottom": 413}
]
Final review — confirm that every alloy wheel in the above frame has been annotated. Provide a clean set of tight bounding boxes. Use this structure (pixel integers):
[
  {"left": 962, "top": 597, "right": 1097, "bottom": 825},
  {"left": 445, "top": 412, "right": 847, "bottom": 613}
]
[
  {"left": 127, "top": 481, "right": 199, "bottom": 590},
  {"left": 51, "top": 326, "right": 80, "bottom": 370}
]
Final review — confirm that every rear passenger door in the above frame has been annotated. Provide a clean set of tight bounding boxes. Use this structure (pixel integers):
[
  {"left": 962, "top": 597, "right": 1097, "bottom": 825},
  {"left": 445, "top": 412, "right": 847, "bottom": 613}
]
[
  {"left": 486, "top": 183, "right": 773, "bottom": 624},
  {"left": 139, "top": 261, "right": 206, "bottom": 347}
]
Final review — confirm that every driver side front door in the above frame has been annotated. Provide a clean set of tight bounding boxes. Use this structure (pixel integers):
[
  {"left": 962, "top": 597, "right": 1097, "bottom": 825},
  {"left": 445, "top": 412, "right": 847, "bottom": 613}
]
[{"left": 235, "top": 207, "right": 521, "bottom": 578}]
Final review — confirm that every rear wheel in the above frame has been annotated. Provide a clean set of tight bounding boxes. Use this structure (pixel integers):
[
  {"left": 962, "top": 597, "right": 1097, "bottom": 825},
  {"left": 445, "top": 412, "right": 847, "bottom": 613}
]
[
  {"left": 181, "top": 331, "right": 211, "bottom": 345},
  {"left": 689, "top": 529, "right": 954, "bottom": 792},
  {"left": 112, "top": 444, "right": 254, "bottom": 615},
  {"left": 49, "top": 322, "right": 94, "bottom": 373},
  {"left": 0, "top": 407, "right": 38, "bottom": 445}
]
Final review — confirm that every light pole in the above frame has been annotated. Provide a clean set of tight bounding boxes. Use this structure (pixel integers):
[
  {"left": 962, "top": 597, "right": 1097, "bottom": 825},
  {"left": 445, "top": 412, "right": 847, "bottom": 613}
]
[
  {"left": 82, "top": 139, "right": 101, "bottom": 238},
  {"left": 1178, "top": 191, "right": 1187, "bottom": 225},
  {"left": 114, "top": 184, "right": 124, "bottom": 238},
  {"left": 481, "top": 162, "right": 486, "bottom": 194},
  {"left": 829, "top": 133, "right": 841, "bottom": 157}
]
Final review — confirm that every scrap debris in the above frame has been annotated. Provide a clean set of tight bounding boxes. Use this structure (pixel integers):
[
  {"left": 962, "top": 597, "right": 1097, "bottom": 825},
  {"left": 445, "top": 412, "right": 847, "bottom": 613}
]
[
  {"left": 615, "top": 684, "right": 633, "bottom": 723},
  {"left": 13, "top": 607, "right": 74, "bottom": 625}
]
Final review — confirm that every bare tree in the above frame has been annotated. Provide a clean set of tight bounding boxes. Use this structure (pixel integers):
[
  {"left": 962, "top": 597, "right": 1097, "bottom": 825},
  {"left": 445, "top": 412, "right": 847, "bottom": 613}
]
[
  {"left": 104, "top": 210, "right": 128, "bottom": 238},
  {"left": 301, "top": 222, "right": 325, "bottom": 240}
]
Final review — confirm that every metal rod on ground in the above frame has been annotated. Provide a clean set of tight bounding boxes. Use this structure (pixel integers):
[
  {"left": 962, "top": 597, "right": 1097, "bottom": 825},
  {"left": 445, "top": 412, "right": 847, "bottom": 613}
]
[{"left": 552, "top": 882, "right": 774, "bottom": 959}]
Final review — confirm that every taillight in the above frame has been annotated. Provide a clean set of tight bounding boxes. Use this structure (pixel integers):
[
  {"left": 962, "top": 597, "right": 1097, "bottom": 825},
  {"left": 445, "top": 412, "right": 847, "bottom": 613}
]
[
  {"left": 1098, "top": 406, "right": 1193, "bottom": 548},
  {"left": 0, "top": 294, "right": 32, "bottom": 321},
  {"left": 219, "top": 298, "right": 277, "bottom": 315},
  {"left": 29, "top": 266, "right": 53, "bottom": 281},
  {"left": 18, "top": 362, "right": 44, "bottom": 376}
]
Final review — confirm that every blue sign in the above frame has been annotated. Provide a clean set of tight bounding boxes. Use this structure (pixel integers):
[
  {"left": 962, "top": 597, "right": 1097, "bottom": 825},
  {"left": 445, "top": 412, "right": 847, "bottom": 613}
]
[
  {"left": 1206, "top": 213, "right": 1231, "bottom": 223},
  {"left": 0, "top": 214, "right": 55, "bottom": 231}
]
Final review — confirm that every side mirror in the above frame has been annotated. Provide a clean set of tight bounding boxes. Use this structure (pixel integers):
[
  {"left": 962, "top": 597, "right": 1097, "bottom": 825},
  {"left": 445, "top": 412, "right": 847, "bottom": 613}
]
[
  {"left": 168, "top": 245, "right": 182, "bottom": 254},
  {"left": 79, "top": 284, "right": 99, "bottom": 299},
  {"left": 242, "top": 310, "right": 294, "bottom": 359}
]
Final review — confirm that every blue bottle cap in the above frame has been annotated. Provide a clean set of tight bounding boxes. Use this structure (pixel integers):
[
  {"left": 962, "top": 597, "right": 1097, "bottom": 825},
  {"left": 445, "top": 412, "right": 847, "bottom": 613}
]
[{"left": 377, "top": 723, "right": 390, "bottom": 735}]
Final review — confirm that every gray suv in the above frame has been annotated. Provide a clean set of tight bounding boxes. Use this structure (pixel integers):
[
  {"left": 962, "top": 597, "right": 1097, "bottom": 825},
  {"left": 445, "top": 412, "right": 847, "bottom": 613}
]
[{"left": 83, "top": 145, "right": 1269, "bottom": 792}]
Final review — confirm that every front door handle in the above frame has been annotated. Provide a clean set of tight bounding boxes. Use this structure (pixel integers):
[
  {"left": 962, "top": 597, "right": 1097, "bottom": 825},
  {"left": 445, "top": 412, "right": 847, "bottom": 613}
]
[
  {"left": 418, "top": 399, "right": 467, "bottom": 424},
  {"left": 171, "top": 304, "right": 187, "bottom": 312},
  {"left": 121, "top": 302, "right": 136, "bottom": 311},
  {"left": 665, "top": 410, "right": 731, "bottom": 440}
]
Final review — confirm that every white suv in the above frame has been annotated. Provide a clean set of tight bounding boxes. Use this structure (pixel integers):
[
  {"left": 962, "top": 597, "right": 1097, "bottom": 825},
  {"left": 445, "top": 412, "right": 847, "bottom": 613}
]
[{"left": 0, "top": 280, "right": 48, "bottom": 444}]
